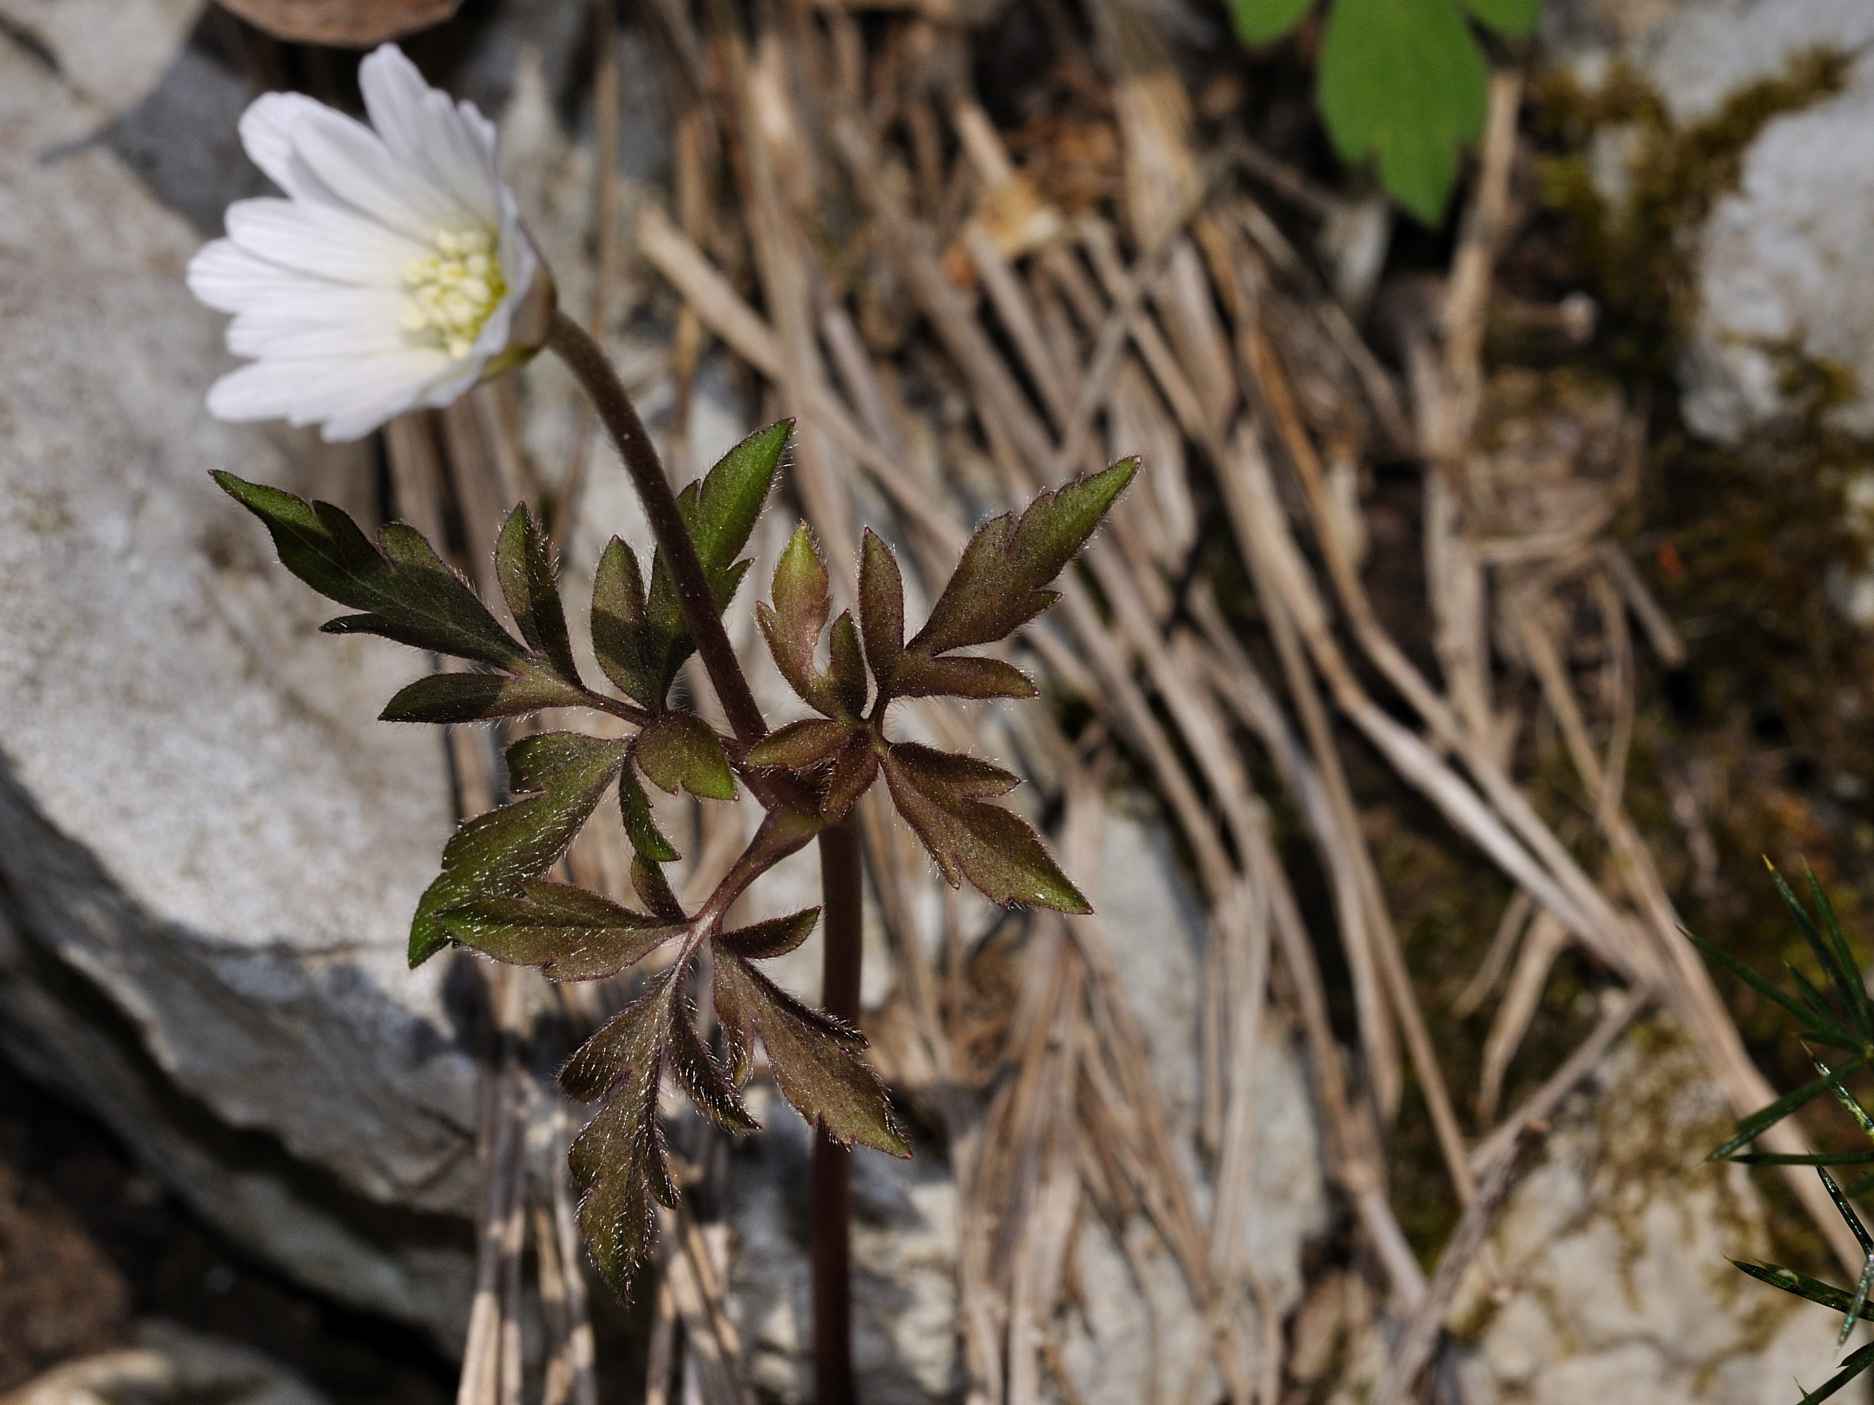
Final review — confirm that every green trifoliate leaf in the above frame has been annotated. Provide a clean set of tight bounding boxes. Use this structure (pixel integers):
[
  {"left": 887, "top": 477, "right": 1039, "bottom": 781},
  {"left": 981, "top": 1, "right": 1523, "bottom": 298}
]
[
  {"left": 746, "top": 718, "right": 852, "bottom": 772},
  {"left": 1462, "top": 0, "right": 1539, "bottom": 37},
  {"left": 644, "top": 420, "right": 791, "bottom": 699},
  {"left": 719, "top": 908, "right": 822, "bottom": 960},
  {"left": 213, "top": 472, "right": 523, "bottom": 668},
  {"left": 439, "top": 880, "right": 680, "bottom": 980},
  {"left": 635, "top": 713, "right": 736, "bottom": 801},
  {"left": 1317, "top": 0, "right": 1487, "bottom": 226},
  {"left": 910, "top": 459, "right": 1137, "bottom": 660},
  {"left": 379, "top": 666, "right": 587, "bottom": 723},
  {"left": 880, "top": 742, "right": 1088, "bottom": 913},
  {"left": 618, "top": 764, "right": 680, "bottom": 863},
  {"left": 1230, "top": 0, "right": 1314, "bottom": 45},
  {"left": 406, "top": 732, "right": 632, "bottom": 966},
  {"left": 591, "top": 536, "right": 661, "bottom": 711},
  {"left": 858, "top": 528, "right": 905, "bottom": 697},
  {"left": 494, "top": 505, "right": 580, "bottom": 682},
  {"left": 712, "top": 951, "right": 910, "bottom": 1157}
]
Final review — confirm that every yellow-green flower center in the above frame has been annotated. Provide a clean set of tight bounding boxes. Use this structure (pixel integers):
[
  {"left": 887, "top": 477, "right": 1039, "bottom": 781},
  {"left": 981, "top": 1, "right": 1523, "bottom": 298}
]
[{"left": 401, "top": 228, "right": 506, "bottom": 360}]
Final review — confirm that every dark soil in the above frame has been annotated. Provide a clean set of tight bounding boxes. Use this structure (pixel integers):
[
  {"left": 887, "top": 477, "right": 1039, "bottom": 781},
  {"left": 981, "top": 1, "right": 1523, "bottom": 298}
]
[{"left": 0, "top": 1059, "right": 455, "bottom": 1403}]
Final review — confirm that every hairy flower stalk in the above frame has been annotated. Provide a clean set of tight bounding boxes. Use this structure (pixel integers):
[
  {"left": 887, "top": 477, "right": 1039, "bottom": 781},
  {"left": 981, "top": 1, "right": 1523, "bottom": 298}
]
[{"left": 187, "top": 44, "right": 552, "bottom": 441}]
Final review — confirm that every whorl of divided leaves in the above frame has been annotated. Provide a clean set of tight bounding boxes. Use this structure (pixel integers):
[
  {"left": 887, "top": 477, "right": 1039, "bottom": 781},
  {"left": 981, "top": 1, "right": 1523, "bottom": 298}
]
[
  {"left": 1694, "top": 864, "right": 1874, "bottom": 1402},
  {"left": 213, "top": 430, "right": 1137, "bottom": 1297},
  {"left": 749, "top": 457, "right": 1137, "bottom": 912}
]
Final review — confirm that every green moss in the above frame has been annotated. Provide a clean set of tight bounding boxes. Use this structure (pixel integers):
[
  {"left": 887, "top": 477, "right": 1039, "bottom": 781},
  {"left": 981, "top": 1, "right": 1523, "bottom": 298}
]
[{"left": 1531, "top": 47, "right": 1852, "bottom": 380}]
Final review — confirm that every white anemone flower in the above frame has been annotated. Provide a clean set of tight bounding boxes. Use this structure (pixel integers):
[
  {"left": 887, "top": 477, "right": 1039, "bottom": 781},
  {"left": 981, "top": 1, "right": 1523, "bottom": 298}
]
[{"left": 188, "top": 44, "right": 554, "bottom": 442}]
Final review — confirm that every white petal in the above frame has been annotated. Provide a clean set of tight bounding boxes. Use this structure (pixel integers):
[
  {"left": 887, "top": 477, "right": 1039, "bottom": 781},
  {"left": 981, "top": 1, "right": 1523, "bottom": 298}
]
[
  {"left": 359, "top": 45, "right": 501, "bottom": 225},
  {"left": 207, "top": 349, "right": 454, "bottom": 438},
  {"left": 228, "top": 313, "right": 412, "bottom": 360},
  {"left": 187, "top": 238, "right": 327, "bottom": 314},
  {"left": 283, "top": 103, "right": 463, "bottom": 239},
  {"left": 225, "top": 197, "right": 422, "bottom": 285},
  {"left": 238, "top": 94, "right": 347, "bottom": 206}
]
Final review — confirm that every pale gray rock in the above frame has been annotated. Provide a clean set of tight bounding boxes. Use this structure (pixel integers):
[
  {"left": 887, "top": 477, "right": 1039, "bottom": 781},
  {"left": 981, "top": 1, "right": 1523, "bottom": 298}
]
[
  {"left": 1446, "top": 1021, "right": 1837, "bottom": 1405},
  {"left": 0, "top": 31, "right": 480, "bottom": 1340},
  {"left": 0, "top": 0, "right": 203, "bottom": 133},
  {"left": 1564, "top": 0, "right": 1874, "bottom": 443}
]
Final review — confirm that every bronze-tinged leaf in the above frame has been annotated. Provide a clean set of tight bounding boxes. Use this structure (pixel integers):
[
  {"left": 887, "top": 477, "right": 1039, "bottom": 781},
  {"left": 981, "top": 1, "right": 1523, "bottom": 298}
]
[
  {"left": 883, "top": 742, "right": 1021, "bottom": 801},
  {"left": 758, "top": 524, "right": 833, "bottom": 709},
  {"left": 565, "top": 971, "right": 680, "bottom": 1297},
  {"left": 908, "top": 458, "right": 1138, "bottom": 658},
  {"left": 858, "top": 528, "right": 906, "bottom": 696},
  {"left": 718, "top": 907, "right": 822, "bottom": 960},
  {"left": 495, "top": 506, "right": 581, "bottom": 683},
  {"left": 827, "top": 611, "right": 869, "bottom": 717},
  {"left": 214, "top": 473, "right": 524, "bottom": 668},
  {"left": 633, "top": 853, "right": 686, "bottom": 923},
  {"left": 407, "top": 733, "right": 632, "bottom": 966},
  {"left": 379, "top": 666, "right": 586, "bottom": 723},
  {"left": 712, "top": 953, "right": 911, "bottom": 1157},
  {"left": 592, "top": 536, "right": 661, "bottom": 711},
  {"left": 216, "top": 0, "right": 460, "bottom": 46},
  {"left": 559, "top": 971, "right": 675, "bottom": 1102},
  {"left": 745, "top": 718, "right": 851, "bottom": 772},
  {"left": 881, "top": 744, "right": 1089, "bottom": 913},
  {"left": 668, "top": 1015, "right": 760, "bottom": 1133},
  {"left": 438, "top": 881, "right": 680, "bottom": 981},
  {"left": 819, "top": 733, "right": 881, "bottom": 823},
  {"left": 887, "top": 653, "right": 1037, "bottom": 701},
  {"left": 636, "top": 714, "right": 737, "bottom": 801},
  {"left": 618, "top": 765, "right": 681, "bottom": 864}
]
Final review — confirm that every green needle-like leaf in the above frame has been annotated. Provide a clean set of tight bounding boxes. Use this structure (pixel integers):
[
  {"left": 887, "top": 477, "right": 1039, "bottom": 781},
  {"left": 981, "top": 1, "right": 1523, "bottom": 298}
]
[
  {"left": 1795, "top": 1339, "right": 1874, "bottom": 1405},
  {"left": 1688, "top": 930, "right": 1859, "bottom": 1048},
  {"left": 1732, "top": 1259, "right": 1874, "bottom": 1323},
  {"left": 1711, "top": 1051, "right": 1872, "bottom": 1161},
  {"left": 1767, "top": 860, "right": 1870, "bottom": 1040},
  {"left": 1806, "top": 862, "right": 1874, "bottom": 1039}
]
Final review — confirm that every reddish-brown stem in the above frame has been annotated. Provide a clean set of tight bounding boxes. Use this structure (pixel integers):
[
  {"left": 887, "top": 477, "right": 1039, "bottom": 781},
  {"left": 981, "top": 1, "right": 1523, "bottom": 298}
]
[
  {"left": 811, "top": 817, "right": 864, "bottom": 1405},
  {"left": 546, "top": 309, "right": 768, "bottom": 745}
]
